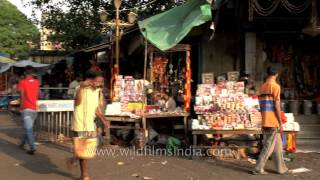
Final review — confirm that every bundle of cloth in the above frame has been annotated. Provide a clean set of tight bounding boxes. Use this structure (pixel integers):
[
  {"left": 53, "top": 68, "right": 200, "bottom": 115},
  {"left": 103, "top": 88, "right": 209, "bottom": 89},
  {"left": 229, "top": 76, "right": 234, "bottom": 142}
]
[{"left": 282, "top": 113, "right": 300, "bottom": 132}]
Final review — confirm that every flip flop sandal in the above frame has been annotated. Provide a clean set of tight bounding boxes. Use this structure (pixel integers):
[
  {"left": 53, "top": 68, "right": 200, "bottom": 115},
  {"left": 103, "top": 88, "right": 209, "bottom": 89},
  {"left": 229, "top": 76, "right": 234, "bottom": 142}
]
[{"left": 251, "top": 170, "right": 268, "bottom": 175}]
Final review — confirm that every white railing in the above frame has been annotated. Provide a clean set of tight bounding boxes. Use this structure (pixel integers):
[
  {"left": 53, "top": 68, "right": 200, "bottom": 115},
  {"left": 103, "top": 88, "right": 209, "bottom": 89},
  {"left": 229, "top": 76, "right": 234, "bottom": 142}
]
[{"left": 35, "top": 100, "right": 74, "bottom": 142}]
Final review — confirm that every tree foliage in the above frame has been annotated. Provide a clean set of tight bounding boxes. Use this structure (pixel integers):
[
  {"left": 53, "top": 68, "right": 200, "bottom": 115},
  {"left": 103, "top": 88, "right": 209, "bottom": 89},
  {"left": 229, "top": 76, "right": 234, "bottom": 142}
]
[
  {"left": 29, "top": 0, "right": 185, "bottom": 50},
  {"left": 0, "top": 0, "right": 39, "bottom": 58}
]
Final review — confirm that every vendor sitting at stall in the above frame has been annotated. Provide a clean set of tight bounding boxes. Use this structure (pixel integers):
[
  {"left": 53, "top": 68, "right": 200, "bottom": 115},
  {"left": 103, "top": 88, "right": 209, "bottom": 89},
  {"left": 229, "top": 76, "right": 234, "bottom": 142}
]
[
  {"left": 162, "top": 94, "right": 176, "bottom": 112},
  {"left": 153, "top": 92, "right": 164, "bottom": 107}
]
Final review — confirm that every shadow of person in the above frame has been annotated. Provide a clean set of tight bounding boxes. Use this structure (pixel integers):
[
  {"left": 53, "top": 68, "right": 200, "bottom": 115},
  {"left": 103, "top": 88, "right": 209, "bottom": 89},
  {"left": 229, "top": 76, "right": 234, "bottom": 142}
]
[
  {"left": 0, "top": 111, "right": 24, "bottom": 140},
  {"left": 0, "top": 137, "right": 74, "bottom": 179},
  {"left": 206, "top": 159, "right": 252, "bottom": 174}
]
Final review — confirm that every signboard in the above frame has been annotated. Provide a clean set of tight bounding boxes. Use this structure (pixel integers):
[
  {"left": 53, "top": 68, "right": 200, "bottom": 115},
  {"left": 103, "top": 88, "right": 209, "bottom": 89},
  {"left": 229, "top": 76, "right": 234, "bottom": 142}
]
[
  {"left": 227, "top": 71, "right": 240, "bottom": 81},
  {"left": 37, "top": 100, "right": 74, "bottom": 112},
  {"left": 201, "top": 73, "right": 214, "bottom": 84}
]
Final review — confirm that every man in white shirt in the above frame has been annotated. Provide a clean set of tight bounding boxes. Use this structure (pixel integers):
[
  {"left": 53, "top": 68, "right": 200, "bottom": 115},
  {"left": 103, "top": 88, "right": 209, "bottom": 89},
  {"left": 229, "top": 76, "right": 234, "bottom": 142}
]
[{"left": 67, "top": 75, "right": 82, "bottom": 98}]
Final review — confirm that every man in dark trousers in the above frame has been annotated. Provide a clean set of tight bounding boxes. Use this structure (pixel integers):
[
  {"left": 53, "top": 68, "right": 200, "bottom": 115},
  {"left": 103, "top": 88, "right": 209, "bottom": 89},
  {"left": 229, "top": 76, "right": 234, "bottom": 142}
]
[
  {"left": 251, "top": 66, "right": 288, "bottom": 175},
  {"left": 18, "top": 66, "right": 39, "bottom": 155}
]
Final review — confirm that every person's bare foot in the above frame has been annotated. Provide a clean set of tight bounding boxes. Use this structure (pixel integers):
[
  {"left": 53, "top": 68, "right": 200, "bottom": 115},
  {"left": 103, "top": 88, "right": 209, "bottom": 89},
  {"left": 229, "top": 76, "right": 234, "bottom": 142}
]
[
  {"left": 82, "top": 176, "right": 90, "bottom": 180},
  {"left": 278, "top": 168, "right": 289, "bottom": 174}
]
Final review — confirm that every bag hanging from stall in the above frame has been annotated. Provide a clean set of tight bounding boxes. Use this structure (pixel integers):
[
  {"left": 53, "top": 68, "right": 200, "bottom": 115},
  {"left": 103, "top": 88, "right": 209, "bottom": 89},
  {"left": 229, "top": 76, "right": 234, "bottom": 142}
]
[
  {"left": 286, "top": 132, "right": 296, "bottom": 153},
  {"left": 73, "top": 89, "right": 98, "bottom": 159}
]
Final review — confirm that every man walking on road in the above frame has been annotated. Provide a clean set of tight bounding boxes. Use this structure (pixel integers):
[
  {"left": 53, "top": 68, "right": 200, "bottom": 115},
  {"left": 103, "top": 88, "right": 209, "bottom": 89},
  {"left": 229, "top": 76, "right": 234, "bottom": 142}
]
[
  {"left": 252, "top": 66, "right": 288, "bottom": 175},
  {"left": 18, "top": 66, "right": 39, "bottom": 155},
  {"left": 68, "top": 70, "right": 109, "bottom": 180}
]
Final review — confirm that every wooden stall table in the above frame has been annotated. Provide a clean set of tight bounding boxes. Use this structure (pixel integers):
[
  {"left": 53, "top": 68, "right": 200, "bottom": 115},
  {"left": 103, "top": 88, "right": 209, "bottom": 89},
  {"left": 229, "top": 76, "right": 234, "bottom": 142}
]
[
  {"left": 192, "top": 129, "right": 262, "bottom": 149},
  {"left": 104, "top": 115, "right": 142, "bottom": 144},
  {"left": 142, "top": 112, "right": 190, "bottom": 141}
]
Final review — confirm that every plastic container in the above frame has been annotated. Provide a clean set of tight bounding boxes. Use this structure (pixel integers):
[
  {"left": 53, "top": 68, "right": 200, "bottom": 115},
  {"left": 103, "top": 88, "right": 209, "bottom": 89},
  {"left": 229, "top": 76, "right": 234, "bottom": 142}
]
[
  {"left": 303, "top": 100, "right": 312, "bottom": 115},
  {"left": 289, "top": 100, "right": 300, "bottom": 115},
  {"left": 281, "top": 101, "right": 288, "bottom": 113}
]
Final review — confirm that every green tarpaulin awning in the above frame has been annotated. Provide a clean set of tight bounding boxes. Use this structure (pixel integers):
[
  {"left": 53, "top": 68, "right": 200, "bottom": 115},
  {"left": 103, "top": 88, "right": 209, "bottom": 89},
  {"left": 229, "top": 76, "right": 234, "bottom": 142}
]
[{"left": 138, "top": 0, "right": 212, "bottom": 51}]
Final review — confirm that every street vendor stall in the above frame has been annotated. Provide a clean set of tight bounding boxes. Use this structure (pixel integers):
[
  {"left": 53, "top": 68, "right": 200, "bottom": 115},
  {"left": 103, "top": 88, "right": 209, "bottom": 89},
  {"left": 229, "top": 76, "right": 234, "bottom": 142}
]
[
  {"left": 0, "top": 60, "right": 51, "bottom": 110},
  {"left": 191, "top": 76, "right": 301, "bottom": 159},
  {"left": 192, "top": 80, "right": 264, "bottom": 149},
  {"left": 103, "top": 0, "right": 212, "bottom": 145},
  {"left": 105, "top": 44, "right": 192, "bottom": 144},
  {"left": 0, "top": 56, "right": 16, "bottom": 99}
]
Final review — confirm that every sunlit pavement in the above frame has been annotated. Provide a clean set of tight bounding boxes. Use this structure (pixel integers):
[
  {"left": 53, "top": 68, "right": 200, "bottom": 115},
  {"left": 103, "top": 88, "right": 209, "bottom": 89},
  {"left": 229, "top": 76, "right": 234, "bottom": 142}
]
[{"left": 0, "top": 112, "right": 320, "bottom": 180}]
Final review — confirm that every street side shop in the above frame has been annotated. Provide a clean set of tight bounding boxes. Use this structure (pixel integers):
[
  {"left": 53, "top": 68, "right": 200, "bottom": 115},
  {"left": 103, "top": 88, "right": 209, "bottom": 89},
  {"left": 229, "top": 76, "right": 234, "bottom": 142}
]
[
  {"left": 32, "top": 0, "right": 212, "bottom": 149},
  {"left": 191, "top": 73, "right": 300, "bottom": 159},
  {"left": 105, "top": 44, "right": 192, "bottom": 147},
  {"left": 30, "top": 0, "right": 304, "bottom": 161},
  {"left": 245, "top": 0, "right": 320, "bottom": 115},
  {"left": 0, "top": 59, "right": 51, "bottom": 111},
  {"left": 254, "top": 34, "right": 320, "bottom": 115}
]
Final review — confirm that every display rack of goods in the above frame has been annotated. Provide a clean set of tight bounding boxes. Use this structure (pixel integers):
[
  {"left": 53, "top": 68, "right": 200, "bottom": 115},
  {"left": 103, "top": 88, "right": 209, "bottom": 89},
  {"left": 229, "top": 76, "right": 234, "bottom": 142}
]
[
  {"left": 247, "top": 108, "right": 262, "bottom": 128},
  {"left": 112, "top": 76, "right": 145, "bottom": 114},
  {"left": 192, "top": 81, "right": 261, "bottom": 130},
  {"left": 113, "top": 75, "right": 124, "bottom": 102}
]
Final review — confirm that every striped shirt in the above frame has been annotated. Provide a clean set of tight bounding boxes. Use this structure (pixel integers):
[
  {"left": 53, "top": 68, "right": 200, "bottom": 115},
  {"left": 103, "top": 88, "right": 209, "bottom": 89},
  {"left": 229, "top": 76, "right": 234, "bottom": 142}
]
[{"left": 259, "top": 76, "right": 281, "bottom": 128}]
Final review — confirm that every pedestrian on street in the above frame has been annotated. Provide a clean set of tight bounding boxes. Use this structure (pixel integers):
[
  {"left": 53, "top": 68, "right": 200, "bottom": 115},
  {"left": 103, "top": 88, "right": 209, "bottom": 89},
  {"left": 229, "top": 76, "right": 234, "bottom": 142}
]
[
  {"left": 67, "top": 70, "right": 109, "bottom": 180},
  {"left": 67, "top": 75, "right": 82, "bottom": 99},
  {"left": 94, "top": 78, "right": 107, "bottom": 148},
  {"left": 18, "top": 66, "right": 39, "bottom": 155},
  {"left": 251, "top": 66, "right": 288, "bottom": 175}
]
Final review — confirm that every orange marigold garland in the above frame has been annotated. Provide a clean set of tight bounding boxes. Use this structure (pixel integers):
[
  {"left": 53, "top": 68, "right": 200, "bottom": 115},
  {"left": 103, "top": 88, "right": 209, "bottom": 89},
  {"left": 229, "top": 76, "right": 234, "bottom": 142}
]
[{"left": 184, "top": 50, "right": 191, "bottom": 112}]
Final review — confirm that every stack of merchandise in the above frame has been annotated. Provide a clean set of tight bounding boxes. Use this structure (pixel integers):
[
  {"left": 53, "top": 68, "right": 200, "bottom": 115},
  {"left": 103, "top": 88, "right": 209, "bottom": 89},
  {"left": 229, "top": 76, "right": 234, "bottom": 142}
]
[
  {"left": 110, "top": 75, "right": 145, "bottom": 115},
  {"left": 120, "top": 76, "right": 135, "bottom": 112},
  {"left": 193, "top": 81, "right": 261, "bottom": 130},
  {"left": 113, "top": 75, "right": 124, "bottom": 102},
  {"left": 248, "top": 108, "right": 262, "bottom": 128}
]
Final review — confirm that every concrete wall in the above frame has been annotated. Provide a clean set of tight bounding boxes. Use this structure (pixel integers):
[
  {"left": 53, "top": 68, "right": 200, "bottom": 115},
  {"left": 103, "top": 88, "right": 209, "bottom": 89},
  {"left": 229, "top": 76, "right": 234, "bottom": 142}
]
[
  {"left": 200, "top": 31, "right": 238, "bottom": 79},
  {"left": 255, "top": 38, "right": 266, "bottom": 82},
  {"left": 245, "top": 33, "right": 256, "bottom": 75}
]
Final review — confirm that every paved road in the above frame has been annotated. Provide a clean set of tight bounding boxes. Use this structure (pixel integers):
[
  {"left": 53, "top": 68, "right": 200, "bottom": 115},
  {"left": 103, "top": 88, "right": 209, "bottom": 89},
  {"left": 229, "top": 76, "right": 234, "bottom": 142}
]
[{"left": 0, "top": 113, "right": 320, "bottom": 180}]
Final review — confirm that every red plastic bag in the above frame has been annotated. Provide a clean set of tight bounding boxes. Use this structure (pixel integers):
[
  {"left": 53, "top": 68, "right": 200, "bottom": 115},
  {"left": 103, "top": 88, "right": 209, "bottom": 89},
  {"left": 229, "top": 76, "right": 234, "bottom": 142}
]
[{"left": 281, "top": 111, "right": 287, "bottom": 124}]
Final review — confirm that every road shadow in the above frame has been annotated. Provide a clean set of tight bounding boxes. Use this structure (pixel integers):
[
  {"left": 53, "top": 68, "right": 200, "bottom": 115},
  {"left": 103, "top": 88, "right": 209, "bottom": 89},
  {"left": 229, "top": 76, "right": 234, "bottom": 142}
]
[
  {"left": 0, "top": 110, "right": 73, "bottom": 154},
  {"left": 206, "top": 159, "right": 252, "bottom": 174},
  {"left": 0, "top": 111, "right": 80, "bottom": 179},
  {"left": 0, "top": 135, "right": 74, "bottom": 179},
  {"left": 1, "top": 111, "right": 72, "bottom": 154},
  {"left": 44, "top": 142, "right": 73, "bottom": 153},
  {"left": 0, "top": 111, "right": 24, "bottom": 139}
]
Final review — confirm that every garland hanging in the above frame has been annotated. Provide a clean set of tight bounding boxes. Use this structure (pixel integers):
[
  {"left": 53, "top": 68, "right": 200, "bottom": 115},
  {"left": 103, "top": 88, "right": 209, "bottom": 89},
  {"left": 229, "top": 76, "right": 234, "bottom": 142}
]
[
  {"left": 281, "top": 0, "right": 311, "bottom": 14},
  {"left": 184, "top": 50, "right": 191, "bottom": 112},
  {"left": 252, "top": 0, "right": 280, "bottom": 17},
  {"left": 250, "top": 0, "right": 311, "bottom": 18}
]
